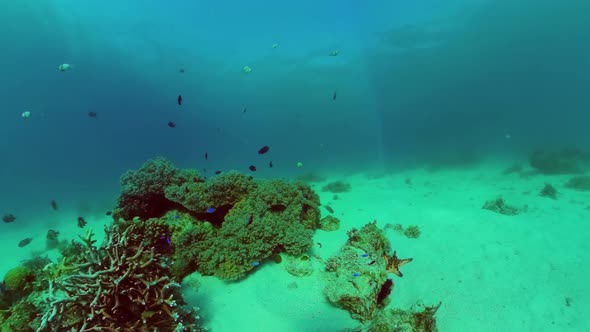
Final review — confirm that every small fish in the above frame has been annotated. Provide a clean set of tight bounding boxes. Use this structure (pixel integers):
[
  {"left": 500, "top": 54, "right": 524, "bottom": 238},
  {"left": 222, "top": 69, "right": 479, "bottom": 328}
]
[
  {"left": 242, "top": 107, "right": 247, "bottom": 114},
  {"left": 206, "top": 207, "right": 216, "bottom": 213},
  {"left": 105, "top": 211, "right": 112, "bottom": 216},
  {"left": 205, "top": 152, "right": 208, "bottom": 160},
  {"left": 18, "top": 237, "right": 33, "bottom": 248},
  {"left": 250, "top": 261, "right": 260, "bottom": 267},
  {"left": 177, "top": 94, "right": 183, "bottom": 106},
  {"left": 332, "top": 91, "right": 337, "bottom": 101},
  {"left": 179, "top": 68, "right": 185, "bottom": 73},
  {"left": 352, "top": 272, "right": 361, "bottom": 277},
  {"left": 159, "top": 235, "right": 171, "bottom": 245},
  {"left": 168, "top": 121, "right": 176, "bottom": 128},
  {"left": 77, "top": 216, "right": 87, "bottom": 228},
  {"left": 249, "top": 165, "right": 257, "bottom": 172},
  {"left": 88, "top": 111, "right": 97, "bottom": 118},
  {"left": 175, "top": 214, "right": 181, "bottom": 219},
  {"left": 247, "top": 213, "right": 253, "bottom": 225},
  {"left": 50, "top": 200, "right": 58, "bottom": 210},
  {"left": 215, "top": 170, "right": 222, "bottom": 175},
  {"left": 269, "top": 161, "right": 273, "bottom": 168},
  {"left": 324, "top": 205, "right": 334, "bottom": 214},
  {"left": 317, "top": 242, "right": 323, "bottom": 248},
  {"left": 368, "top": 260, "right": 376, "bottom": 266},
  {"left": 361, "top": 253, "right": 369, "bottom": 258},
  {"left": 258, "top": 145, "right": 270, "bottom": 154},
  {"left": 2, "top": 214, "right": 16, "bottom": 223}
]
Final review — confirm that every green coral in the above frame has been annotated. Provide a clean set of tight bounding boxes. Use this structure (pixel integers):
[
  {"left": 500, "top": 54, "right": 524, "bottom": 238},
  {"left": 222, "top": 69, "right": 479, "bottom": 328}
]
[
  {"left": 164, "top": 170, "right": 254, "bottom": 212},
  {"left": 171, "top": 178, "right": 319, "bottom": 280},
  {"left": 346, "top": 221, "right": 392, "bottom": 257},
  {"left": 115, "top": 158, "right": 196, "bottom": 220},
  {"left": 3, "top": 266, "right": 34, "bottom": 297}
]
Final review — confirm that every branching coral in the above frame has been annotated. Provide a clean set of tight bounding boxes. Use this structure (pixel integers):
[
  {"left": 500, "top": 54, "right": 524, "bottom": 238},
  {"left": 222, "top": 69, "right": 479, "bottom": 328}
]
[{"left": 35, "top": 225, "right": 197, "bottom": 331}]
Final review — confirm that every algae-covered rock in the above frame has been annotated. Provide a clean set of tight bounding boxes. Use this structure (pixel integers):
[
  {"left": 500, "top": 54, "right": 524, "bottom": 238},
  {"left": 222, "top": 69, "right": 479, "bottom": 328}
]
[
  {"left": 320, "top": 215, "right": 340, "bottom": 231},
  {"left": 367, "top": 302, "right": 442, "bottom": 332},
  {"left": 323, "top": 222, "right": 393, "bottom": 322},
  {"left": 482, "top": 197, "right": 521, "bottom": 216},
  {"left": 285, "top": 254, "right": 314, "bottom": 277}
]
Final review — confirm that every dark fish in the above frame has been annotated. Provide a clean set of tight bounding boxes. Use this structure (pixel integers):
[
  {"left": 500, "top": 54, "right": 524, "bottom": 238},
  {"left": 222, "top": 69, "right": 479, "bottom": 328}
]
[
  {"left": 242, "top": 107, "right": 247, "bottom": 114},
  {"left": 258, "top": 145, "right": 270, "bottom": 154},
  {"left": 177, "top": 94, "right": 183, "bottom": 106},
  {"left": 179, "top": 68, "right": 185, "bottom": 73},
  {"left": 18, "top": 237, "right": 33, "bottom": 248},
  {"left": 47, "top": 229, "right": 59, "bottom": 241},
  {"left": 77, "top": 216, "right": 87, "bottom": 228},
  {"left": 269, "top": 161, "right": 273, "bottom": 168},
  {"left": 249, "top": 165, "right": 257, "bottom": 172},
  {"left": 317, "top": 242, "right": 323, "bottom": 248},
  {"left": 215, "top": 170, "right": 222, "bottom": 175},
  {"left": 168, "top": 121, "right": 176, "bottom": 128},
  {"left": 205, "top": 152, "right": 208, "bottom": 160},
  {"left": 247, "top": 213, "right": 253, "bottom": 225},
  {"left": 88, "top": 111, "right": 97, "bottom": 118},
  {"left": 105, "top": 211, "right": 112, "bottom": 216},
  {"left": 368, "top": 260, "right": 376, "bottom": 266},
  {"left": 324, "top": 205, "right": 334, "bottom": 214},
  {"left": 332, "top": 91, "right": 337, "bottom": 101},
  {"left": 50, "top": 200, "right": 58, "bottom": 210},
  {"left": 2, "top": 214, "right": 16, "bottom": 223}
]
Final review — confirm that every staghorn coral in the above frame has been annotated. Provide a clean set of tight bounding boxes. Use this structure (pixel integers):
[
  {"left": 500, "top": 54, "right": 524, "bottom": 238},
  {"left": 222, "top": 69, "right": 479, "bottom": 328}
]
[{"left": 34, "top": 225, "right": 198, "bottom": 331}]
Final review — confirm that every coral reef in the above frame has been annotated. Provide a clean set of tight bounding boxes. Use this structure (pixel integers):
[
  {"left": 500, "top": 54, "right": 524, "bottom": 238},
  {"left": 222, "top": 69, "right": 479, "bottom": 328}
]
[
  {"left": 33, "top": 225, "right": 198, "bottom": 331},
  {"left": 482, "top": 197, "right": 521, "bottom": 216},
  {"left": 115, "top": 157, "right": 192, "bottom": 220},
  {"left": 113, "top": 158, "right": 321, "bottom": 281}
]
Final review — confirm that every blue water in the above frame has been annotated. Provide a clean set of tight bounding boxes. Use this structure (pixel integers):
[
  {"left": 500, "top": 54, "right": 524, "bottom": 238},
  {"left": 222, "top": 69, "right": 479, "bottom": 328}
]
[{"left": 1, "top": 0, "right": 590, "bottom": 329}]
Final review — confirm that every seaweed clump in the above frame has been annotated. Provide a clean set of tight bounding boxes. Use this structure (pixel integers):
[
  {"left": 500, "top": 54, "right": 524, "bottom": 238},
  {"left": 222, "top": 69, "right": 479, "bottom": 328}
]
[{"left": 539, "top": 183, "right": 558, "bottom": 199}]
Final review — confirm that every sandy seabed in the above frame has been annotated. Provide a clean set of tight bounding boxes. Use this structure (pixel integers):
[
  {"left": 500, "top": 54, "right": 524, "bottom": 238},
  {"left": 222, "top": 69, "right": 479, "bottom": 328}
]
[{"left": 3, "top": 163, "right": 589, "bottom": 332}]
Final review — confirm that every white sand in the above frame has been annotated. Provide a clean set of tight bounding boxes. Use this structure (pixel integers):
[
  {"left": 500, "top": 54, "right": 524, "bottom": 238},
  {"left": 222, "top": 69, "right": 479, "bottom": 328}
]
[{"left": 3, "top": 164, "right": 589, "bottom": 331}]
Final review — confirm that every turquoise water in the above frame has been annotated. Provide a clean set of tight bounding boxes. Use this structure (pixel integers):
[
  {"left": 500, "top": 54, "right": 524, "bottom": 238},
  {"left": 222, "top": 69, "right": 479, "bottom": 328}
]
[{"left": 1, "top": 0, "right": 589, "bottom": 331}]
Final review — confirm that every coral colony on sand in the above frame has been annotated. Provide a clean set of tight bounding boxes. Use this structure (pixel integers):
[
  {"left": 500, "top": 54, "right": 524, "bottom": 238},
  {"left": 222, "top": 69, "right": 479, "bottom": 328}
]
[{"left": 0, "top": 157, "right": 441, "bottom": 331}]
